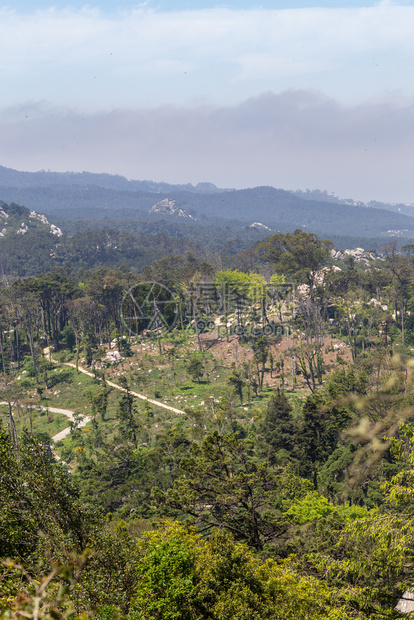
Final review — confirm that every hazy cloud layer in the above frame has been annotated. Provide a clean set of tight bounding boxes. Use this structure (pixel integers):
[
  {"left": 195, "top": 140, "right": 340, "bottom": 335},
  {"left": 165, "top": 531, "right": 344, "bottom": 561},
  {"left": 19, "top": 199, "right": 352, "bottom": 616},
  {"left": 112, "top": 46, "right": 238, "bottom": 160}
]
[
  {"left": 1, "top": 91, "right": 413, "bottom": 203},
  {"left": 0, "top": 4, "right": 414, "bottom": 108},
  {"left": 1, "top": 4, "right": 414, "bottom": 203}
]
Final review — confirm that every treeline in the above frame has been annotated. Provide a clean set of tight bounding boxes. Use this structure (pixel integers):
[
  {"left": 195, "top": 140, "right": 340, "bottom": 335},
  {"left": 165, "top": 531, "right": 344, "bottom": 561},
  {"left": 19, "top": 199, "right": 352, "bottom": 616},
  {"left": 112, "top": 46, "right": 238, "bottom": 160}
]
[
  {"left": 0, "top": 221, "right": 273, "bottom": 279},
  {"left": 1, "top": 181, "right": 413, "bottom": 238},
  {"left": 0, "top": 228, "right": 205, "bottom": 278}
]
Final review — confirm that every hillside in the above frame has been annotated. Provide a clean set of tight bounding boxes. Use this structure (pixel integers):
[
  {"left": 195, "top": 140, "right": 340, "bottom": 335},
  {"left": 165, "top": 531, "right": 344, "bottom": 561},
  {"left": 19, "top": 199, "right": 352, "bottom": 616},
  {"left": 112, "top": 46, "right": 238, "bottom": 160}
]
[
  {"left": 0, "top": 167, "right": 411, "bottom": 245},
  {"left": 0, "top": 200, "right": 61, "bottom": 238},
  {"left": 3, "top": 226, "right": 414, "bottom": 618}
]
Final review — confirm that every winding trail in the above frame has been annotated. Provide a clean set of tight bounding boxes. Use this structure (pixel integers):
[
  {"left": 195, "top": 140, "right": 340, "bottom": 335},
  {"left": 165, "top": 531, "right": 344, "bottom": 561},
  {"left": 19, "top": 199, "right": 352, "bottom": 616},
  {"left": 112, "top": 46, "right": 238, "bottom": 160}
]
[
  {"left": 5, "top": 357, "right": 187, "bottom": 445},
  {"left": 52, "top": 411, "right": 91, "bottom": 442},
  {"left": 0, "top": 401, "right": 90, "bottom": 442},
  {"left": 63, "top": 361, "right": 186, "bottom": 416}
]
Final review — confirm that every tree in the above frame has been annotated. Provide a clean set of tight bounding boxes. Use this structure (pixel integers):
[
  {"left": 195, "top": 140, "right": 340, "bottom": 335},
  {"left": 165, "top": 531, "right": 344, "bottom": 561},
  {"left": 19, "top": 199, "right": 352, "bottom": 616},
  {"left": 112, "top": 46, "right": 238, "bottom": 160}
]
[
  {"left": 228, "top": 369, "right": 244, "bottom": 404},
  {"left": 76, "top": 441, "right": 151, "bottom": 514},
  {"left": 295, "top": 394, "right": 350, "bottom": 484},
  {"left": 0, "top": 375, "right": 24, "bottom": 450},
  {"left": 256, "top": 229, "right": 332, "bottom": 293},
  {"left": 186, "top": 354, "right": 204, "bottom": 383},
  {"left": 116, "top": 376, "right": 140, "bottom": 446},
  {"left": 89, "top": 384, "right": 111, "bottom": 422},
  {"left": 292, "top": 342, "right": 323, "bottom": 392},
  {"left": 257, "top": 389, "right": 296, "bottom": 465},
  {"left": 66, "top": 297, "right": 96, "bottom": 375},
  {"left": 308, "top": 427, "right": 414, "bottom": 618},
  {"left": 14, "top": 288, "right": 40, "bottom": 375},
  {"left": 294, "top": 366, "right": 365, "bottom": 484},
  {"left": 0, "top": 428, "right": 97, "bottom": 562},
  {"left": 253, "top": 336, "right": 269, "bottom": 387},
  {"left": 132, "top": 523, "right": 197, "bottom": 620},
  {"left": 153, "top": 432, "right": 288, "bottom": 551},
  {"left": 130, "top": 522, "right": 358, "bottom": 620},
  {"left": 383, "top": 242, "right": 413, "bottom": 346}
]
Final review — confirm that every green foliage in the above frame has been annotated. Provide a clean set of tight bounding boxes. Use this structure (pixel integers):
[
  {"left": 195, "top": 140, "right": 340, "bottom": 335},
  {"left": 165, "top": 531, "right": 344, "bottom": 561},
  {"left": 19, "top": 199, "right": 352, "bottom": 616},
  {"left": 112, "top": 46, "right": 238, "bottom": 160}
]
[
  {"left": 227, "top": 370, "right": 244, "bottom": 403},
  {"left": 116, "top": 377, "right": 140, "bottom": 446},
  {"left": 132, "top": 526, "right": 196, "bottom": 619},
  {"left": 0, "top": 427, "right": 97, "bottom": 564},
  {"left": 5, "top": 209, "right": 414, "bottom": 619},
  {"left": 73, "top": 526, "right": 141, "bottom": 614},
  {"left": 257, "top": 389, "right": 296, "bottom": 465},
  {"left": 130, "top": 522, "right": 358, "bottom": 620},
  {"left": 186, "top": 355, "right": 204, "bottom": 383},
  {"left": 0, "top": 557, "right": 92, "bottom": 620},
  {"left": 294, "top": 367, "right": 360, "bottom": 484},
  {"left": 257, "top": 229, "right": 332, "bottom": 289},
  {"left": 286, "top": 491, "right": 369, "bottom": 524},
  {"left": 154, "top": 432, "right": 288, "bottom": 551}
]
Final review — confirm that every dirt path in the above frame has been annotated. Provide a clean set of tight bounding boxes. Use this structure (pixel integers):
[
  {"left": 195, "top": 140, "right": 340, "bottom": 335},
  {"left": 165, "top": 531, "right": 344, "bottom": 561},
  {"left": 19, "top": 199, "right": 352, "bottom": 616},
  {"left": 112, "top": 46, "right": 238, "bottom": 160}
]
[
  {"left": 63, "top": 361, "right": 186, "bottom": 416},
  {"left": 0, "top": 402, "right": 74, "bottom": 417},
  {"left": 20, "top": 355, "right": 187, "bottom": 446},
  {"left": 0, "top": 401, "right": 90, "bottom": 442},
  {"left": 52, "top": 413, "right": 91, "bottom": 442}
]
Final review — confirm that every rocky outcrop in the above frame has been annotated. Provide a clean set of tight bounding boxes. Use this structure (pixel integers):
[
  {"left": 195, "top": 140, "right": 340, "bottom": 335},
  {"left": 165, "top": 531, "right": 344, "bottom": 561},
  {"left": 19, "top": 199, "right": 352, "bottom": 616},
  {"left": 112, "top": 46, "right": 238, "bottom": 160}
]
[
  {"left": 0, "top": 202, "right": 62, "bottom": 237},
  {"left": 150, "top": 198, "right": 195, "bottom": 219},
  {"left": 30, "top": 211, "right": 62, "bottom": 236},
  {"left": 330, "top": 247, "right": 377, "bottom": 264},
  {"left": 249, "top": 222, "right": 271, "bottom": 231}
]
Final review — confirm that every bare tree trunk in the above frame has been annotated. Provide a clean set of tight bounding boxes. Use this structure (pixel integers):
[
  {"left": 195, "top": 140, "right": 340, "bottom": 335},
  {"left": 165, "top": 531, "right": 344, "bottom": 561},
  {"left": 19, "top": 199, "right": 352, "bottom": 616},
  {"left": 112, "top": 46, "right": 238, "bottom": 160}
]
[
  {"left": 0, "top": 330, "right": 5, "bottom": 375},
  {"left": 401, "top": 287, "right": 405, "bottom": 346},
  {"left": 8, "top": 401, "right": 18, "bottom": 450},
  {"left": 193, "top": 304, "right": 208, "bottom": 381}
]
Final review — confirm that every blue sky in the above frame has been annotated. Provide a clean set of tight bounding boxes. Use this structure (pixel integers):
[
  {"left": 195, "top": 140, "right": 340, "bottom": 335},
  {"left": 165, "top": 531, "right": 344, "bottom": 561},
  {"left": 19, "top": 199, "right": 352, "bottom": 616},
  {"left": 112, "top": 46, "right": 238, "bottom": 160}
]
[
  {"left": 1, "top": 0, "right": 414, "bottom": 202},
  {"left": 5, "top": 1, "right": 405, "bottom": 10}
]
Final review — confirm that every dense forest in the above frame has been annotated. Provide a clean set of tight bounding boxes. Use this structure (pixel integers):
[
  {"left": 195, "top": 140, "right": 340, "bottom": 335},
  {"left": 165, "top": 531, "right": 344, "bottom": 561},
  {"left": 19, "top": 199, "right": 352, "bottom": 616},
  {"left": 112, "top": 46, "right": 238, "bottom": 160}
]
[{"left": 3, "top": 205, "right": 414, "bottom": 618}]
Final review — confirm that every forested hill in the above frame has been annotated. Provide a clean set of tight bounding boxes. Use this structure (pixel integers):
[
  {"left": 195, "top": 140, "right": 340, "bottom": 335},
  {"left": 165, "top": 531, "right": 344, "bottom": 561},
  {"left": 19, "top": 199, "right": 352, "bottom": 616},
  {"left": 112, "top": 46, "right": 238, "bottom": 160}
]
[
  {"left": 0, "top": 166, "right": 412, "bottom": 241},
  {"left": 0, "top": 200, "right": 62, "bottom": 238},
  {"left": 0, "top": 165, "right": 224, "bottom": 193}
]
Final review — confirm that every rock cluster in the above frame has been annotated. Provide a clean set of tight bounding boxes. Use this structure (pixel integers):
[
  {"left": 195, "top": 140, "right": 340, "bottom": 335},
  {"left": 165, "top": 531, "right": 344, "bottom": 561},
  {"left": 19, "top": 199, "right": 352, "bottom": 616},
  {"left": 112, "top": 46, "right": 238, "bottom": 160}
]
[
  {"left": 330, "top": 247, "right": 376, "bottom": 263},
  {"left": 150, "top": 198, "right": 195, "bottom": 219}
]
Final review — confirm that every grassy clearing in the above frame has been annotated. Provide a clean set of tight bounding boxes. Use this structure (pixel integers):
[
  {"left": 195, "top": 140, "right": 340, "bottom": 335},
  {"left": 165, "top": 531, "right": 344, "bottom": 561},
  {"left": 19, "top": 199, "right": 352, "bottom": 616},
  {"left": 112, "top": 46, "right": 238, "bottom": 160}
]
[
  {"left": 8, "top": 327, "right": 340, "bottom": 460},
  {"left": 0, "top": 405, "right": 70, "bottom": 439}
]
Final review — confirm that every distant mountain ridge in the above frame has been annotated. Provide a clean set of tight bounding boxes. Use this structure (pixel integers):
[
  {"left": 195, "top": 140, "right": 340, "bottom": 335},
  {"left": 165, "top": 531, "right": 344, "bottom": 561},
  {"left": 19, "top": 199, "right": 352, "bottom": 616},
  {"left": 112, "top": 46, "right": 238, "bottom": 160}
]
[
  {"left": 0, "top": 166, "right": 226, "bottom": 194},
  {"left": 294, "top": 188, "right": 414, "bottom": 217},
  {"left": 0, "top": 165, "right": 412, "bottom": 245}
]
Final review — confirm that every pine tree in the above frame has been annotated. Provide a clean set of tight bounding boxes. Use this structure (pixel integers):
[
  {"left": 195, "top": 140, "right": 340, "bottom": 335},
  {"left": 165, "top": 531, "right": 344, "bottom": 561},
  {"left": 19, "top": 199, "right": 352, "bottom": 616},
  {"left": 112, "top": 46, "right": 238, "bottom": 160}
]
[
  {"left": 257, "top": 389, "right": 295, "bottom": 465},
  {"left": 116, "top": 376, "right": 140, "bottom": 447}
]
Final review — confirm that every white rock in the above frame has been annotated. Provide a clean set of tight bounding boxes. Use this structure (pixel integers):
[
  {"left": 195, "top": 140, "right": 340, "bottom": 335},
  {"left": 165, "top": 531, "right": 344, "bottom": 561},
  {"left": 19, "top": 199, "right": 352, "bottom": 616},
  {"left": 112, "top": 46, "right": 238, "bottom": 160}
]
[{"left": 104, "top": 350, "right": 121, "bottom": 364}]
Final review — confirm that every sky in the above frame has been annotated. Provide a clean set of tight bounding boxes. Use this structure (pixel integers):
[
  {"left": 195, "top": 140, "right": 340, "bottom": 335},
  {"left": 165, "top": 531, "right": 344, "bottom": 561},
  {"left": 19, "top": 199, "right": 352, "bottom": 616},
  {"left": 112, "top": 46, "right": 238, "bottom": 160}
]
[{"left": 1, "top": 0, "right": 414, "bottom": 202}]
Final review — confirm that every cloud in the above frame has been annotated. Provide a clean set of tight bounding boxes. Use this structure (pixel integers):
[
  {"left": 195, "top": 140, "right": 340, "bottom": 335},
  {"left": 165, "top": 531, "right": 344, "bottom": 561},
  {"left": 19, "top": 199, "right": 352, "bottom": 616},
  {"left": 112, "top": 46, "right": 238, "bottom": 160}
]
[
  {"left": 1, "top": 91, "right": 414, "bottom": 203},
  {"left": 0, "top": 4, "right": 414, "bottom": 107}
]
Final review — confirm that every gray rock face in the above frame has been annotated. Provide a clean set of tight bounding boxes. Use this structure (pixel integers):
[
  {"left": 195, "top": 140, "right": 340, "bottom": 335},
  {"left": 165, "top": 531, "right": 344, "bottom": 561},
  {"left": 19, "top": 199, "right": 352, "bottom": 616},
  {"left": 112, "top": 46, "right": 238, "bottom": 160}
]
[
  {"left": 330, "top": 247, "right": 377, "bottom": 264},
  {"left": 30, "top": 210, "right": 62, "bottom": 236},
  {"left": 249, "top": 221, "right": 271, "bottom": 231},
  {"left": 396, "top": 591, "right": 414, "bottom": 615},
  {"left": 105, "top": 350, "right": 122, "bottom": 365},
  {"left": 150, "top": 198, "right": 195, "bottom": 219}
]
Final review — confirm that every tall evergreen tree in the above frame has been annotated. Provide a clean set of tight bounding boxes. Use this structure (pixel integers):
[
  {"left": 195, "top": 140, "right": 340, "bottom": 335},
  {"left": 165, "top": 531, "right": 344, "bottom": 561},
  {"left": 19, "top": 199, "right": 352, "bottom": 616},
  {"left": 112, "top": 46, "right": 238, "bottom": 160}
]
[
  {"left": 257, "top": 389, "right": 295, "bottom": 465},
  {"left": 116, "top": 376, "right": 140, "bottom": 447}
]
